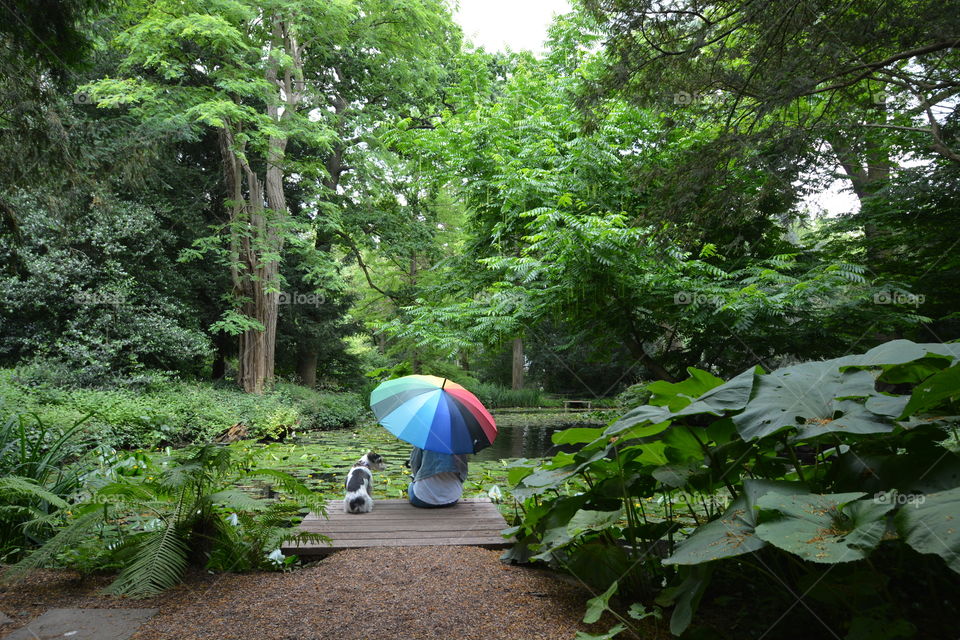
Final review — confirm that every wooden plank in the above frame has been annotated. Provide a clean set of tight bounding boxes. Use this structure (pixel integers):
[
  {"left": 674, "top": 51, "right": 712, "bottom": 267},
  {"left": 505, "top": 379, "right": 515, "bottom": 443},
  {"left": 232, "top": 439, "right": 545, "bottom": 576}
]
[
  {"left": 283, "top": 538, "right": 511, "bottom": 555},
  {"left": 304, "top": 529, "right": 507, "bottom": 541},
  {"left": 283, "top": 498, "right": 514, "bottom": 556},
  {"left": 302, "top": 520, "right": 508, "bottom": 532},
  {"left": 310, "top": 510, "right": 507, "bottom": 519}
]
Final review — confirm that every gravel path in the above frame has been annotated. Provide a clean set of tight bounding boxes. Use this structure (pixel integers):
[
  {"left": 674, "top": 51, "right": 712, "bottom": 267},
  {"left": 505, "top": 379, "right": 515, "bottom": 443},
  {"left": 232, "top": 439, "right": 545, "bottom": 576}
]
[{"left": 1, "top": 547, "right": 601, "bottom": 640}]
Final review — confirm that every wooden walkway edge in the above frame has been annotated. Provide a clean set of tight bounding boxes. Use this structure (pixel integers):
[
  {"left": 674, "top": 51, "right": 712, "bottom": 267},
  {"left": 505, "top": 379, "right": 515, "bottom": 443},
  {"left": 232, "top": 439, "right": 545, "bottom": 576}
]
[{"left": 281, "top": 498, "right": 514, "bottom": 557}]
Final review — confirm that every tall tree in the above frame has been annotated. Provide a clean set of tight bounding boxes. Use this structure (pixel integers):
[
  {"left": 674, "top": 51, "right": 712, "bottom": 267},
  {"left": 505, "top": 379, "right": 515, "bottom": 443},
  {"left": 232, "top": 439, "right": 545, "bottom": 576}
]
[{"left": 86, "top": 0, "right": 460, "bottom": 392}]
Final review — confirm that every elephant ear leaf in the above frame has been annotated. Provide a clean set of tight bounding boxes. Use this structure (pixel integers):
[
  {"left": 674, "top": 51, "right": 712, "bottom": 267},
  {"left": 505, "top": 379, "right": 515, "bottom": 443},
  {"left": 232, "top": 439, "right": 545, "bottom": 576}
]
[
  {"left": 672, "top": 366, "right": 761, "bottom": 418},
  {"left": 754, "top": 492, "right": 892, "bottom": 564},
  {"left": 896, "top": 487, "right": 960, "bottom": 574},
  {"left": 733, "top": 362, "right": 890, "bottom": 441},
  {"left": 903, "top": 364, "right": 960, "bottom": 417},
  {"left": 663, "top": 480, "right": 807, "bottom": 565},
  {"left": 647, "top": 367, "right": 725, "bottom": 411}
]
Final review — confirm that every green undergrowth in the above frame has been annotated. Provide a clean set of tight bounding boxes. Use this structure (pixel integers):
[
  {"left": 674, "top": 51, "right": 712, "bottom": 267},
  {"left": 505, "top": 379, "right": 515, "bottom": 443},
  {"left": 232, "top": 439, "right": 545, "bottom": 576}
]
[{"left": 0, "top": 370, "right": 365, "bottom": 448}]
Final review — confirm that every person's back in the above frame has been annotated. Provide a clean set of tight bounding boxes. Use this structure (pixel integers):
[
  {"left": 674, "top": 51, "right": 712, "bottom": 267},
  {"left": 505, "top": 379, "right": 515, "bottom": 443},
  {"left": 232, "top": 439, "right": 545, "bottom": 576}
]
[{"left": 407, "top": 447, "right": 468, "bottom": 508}]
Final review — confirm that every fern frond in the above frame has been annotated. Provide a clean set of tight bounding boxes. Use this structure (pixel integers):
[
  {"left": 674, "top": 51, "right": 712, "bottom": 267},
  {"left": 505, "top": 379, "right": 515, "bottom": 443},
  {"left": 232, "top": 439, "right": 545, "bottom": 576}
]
[
  {"left": 103, "top": 525, "right": 190, "bottom": 598},
  {"left": 1, "top": 506, "right": 106, "bottom": 585},
  {"left": 244, "top": 469, "right": 326, "bottom": 515},
  {"left": 0, "top": 476, "right": 69, "bottom": 510}
]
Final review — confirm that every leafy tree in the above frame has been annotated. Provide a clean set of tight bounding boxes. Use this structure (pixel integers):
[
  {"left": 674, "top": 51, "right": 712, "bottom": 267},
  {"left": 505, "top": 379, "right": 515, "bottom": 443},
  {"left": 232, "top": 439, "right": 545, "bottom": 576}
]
[
  {"left": 87, "top": 0, "right": 462, "bottom": 392},
  {"left": 583, "top": 0, "right": 960, "bottom": 165},
  {"left": 381, "top": 17, "right": 922, "bottom": 385}
]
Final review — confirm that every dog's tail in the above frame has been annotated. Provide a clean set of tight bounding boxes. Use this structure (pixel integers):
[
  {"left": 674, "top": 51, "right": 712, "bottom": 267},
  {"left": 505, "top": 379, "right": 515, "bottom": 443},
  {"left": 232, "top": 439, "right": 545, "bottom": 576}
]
[{"left": 347, "top": 496, "right": 366, "bottom": 513}]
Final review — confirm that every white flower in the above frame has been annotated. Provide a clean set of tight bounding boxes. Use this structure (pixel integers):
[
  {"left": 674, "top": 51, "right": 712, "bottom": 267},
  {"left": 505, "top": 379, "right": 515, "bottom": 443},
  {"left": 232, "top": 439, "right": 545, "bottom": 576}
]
[
  {"left": 227, "top": 513, "right": 239, "bottom": 526},
  {"left": 487, "top": 485, "right": 503, "bottom": 503},
  {"left": 267, "top": 548, "right": 285, "bottom": 565}
]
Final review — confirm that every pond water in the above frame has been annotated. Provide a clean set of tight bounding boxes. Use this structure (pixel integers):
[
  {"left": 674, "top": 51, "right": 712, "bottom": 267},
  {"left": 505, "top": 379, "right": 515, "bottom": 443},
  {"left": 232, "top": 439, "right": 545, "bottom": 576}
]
[
  {"left": 292, "top": 409, "right": 610, "bottom": 462},
  {"left": 472, "top": 410, "right": 608, "bottom": 461},
  {"left": 239, "top": 409, "right": 613, "bottom": 501}
]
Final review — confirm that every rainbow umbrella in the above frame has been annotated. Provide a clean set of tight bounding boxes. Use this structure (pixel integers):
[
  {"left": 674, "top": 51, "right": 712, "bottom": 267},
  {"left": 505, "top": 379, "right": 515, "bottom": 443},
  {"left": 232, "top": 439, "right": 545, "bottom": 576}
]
[{"left": 370, "top": 375, "right": 497, "bottom": 454}]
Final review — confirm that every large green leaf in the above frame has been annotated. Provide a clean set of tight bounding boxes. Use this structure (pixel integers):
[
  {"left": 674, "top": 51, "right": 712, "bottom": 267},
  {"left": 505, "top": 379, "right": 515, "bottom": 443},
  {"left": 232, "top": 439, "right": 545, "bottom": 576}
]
[
  {"left": 754, "top": 492, "right": 892, "bottom": 563},
  {"left": 827, "top": 446, "right": 960, "bottom": 495},
  {"left": 655, "top": 564, "right": 713, "bottom": 636},
  {"left": 573, "top": 625, "right": 626, "bottom": 640},
  {"left": 839, "top": 340, "right": 960, "bottom": 385},
  {"left": 672, "top": 366, "right": 761, "bottom": 418},
  {"left": 567, "top": 508, "right": 624, "bottom": 537},
  {"left": 838, "top": 340, "right": 931, "bottom": 368},
  {"left": 647, "top": 367, "right": 725, "bottom": 411},
  {"left": 664, "top": 480, "right": 807, "bottom": 565},
  {"left": 896, "top": 486, "right": 960, "bottom": 574},
  {"left": 733, "top": 362, "right": 887, "bottom": 440},
  {"left": 605, "top": 406, "right": 671, "bottom": 436},
  {"left": 518, "top": 447, "right": 610, "bottom": 492},
  {"left": 903, "top": 364, "right": 960, "bottom": 417},
  {"left": 553, "top": 427, "right": 608, "bottom": 445}
]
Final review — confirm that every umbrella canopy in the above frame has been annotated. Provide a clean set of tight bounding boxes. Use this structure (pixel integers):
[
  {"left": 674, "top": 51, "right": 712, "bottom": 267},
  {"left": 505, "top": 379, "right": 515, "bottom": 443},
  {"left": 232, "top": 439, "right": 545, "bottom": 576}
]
[{"left": 370, "top": 375, "right": 497, "bottom": 454}]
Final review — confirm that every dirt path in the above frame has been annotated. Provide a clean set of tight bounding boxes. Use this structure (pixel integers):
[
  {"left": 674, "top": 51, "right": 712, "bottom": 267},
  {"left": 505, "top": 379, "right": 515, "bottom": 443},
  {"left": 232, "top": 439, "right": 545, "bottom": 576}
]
[{"left": 1, "top": 547, "right": 596, "bottom": 640}]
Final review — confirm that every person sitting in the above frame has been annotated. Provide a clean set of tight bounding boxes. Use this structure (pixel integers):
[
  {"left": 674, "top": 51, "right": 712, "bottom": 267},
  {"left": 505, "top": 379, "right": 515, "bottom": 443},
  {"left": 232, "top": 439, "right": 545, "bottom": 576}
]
[{"left": 407, "top": 446, "right": 468, "bottom": 508}]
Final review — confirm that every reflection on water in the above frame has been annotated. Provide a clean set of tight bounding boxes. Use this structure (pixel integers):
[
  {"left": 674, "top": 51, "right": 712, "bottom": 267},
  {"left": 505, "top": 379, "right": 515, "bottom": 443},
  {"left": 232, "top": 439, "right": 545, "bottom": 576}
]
[
  {"left": 472, "top": 410, "right": 604, "bottom": 462},
  {"left": 288, "top": 410, "right": 608, "bottom": 464}
]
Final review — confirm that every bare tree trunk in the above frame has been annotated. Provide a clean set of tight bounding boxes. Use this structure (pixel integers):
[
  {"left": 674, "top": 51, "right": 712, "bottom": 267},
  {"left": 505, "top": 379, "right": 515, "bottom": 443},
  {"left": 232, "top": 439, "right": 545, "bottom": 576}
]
[{"left": 512, "top": 337, "right": 524, "bottom": 390}]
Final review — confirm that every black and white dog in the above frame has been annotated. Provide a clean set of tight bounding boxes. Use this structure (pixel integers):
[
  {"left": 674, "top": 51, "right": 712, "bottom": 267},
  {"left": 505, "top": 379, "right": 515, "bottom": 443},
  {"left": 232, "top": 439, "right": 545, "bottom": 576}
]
[{"left": 343, "top": 451, "right": 385, "bottom": 514}]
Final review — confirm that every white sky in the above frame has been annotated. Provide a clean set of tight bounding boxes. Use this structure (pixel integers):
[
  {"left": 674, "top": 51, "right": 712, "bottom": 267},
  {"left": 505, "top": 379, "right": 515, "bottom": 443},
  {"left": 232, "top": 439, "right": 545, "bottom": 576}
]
[{"left": 453, "top": 0, "right": 572, "bottom": 53}]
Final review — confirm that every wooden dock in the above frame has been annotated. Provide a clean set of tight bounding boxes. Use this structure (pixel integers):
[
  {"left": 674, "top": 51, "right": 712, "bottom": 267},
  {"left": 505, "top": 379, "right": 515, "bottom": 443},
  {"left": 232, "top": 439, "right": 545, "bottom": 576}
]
[{"left": 281, "top": 498, "right": 514, "bottom": 557}]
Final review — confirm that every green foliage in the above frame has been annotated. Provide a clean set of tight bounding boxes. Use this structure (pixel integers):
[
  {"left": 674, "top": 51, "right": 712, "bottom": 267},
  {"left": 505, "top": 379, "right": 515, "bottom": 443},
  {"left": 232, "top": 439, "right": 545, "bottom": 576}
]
[
  {"left": 507, "top": 340, "right": 960, "bottom": 637},
  {"left": 3, "top": 444, "right": 327, "bottom": 596},
  {"left": 0, "top": 405, "right": 93, "bottom": 560},
  {"left": 0, "top": 372, "right": 365, "bottom": 448},
  {"left": 469, "top": 383, "right": 545, "bottom": 409}
]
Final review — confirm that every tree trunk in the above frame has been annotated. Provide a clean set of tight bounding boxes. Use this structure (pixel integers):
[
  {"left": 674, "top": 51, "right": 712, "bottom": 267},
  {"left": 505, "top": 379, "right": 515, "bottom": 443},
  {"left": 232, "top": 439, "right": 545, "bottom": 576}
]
[
  {"left": 826, "top": 117, "right": 893, "bottom": 264},
  {"left": 219, "top": 16, "right": 301, "bottom": 394},
  {"left": 297, "top": 349, "right": 318, "bottom": 388},
  {"left": 512, "top": 337, "right": 524, "bottom": 390},
  {"left": 211, "top": 353, "right": 226, "bottom": 380}
]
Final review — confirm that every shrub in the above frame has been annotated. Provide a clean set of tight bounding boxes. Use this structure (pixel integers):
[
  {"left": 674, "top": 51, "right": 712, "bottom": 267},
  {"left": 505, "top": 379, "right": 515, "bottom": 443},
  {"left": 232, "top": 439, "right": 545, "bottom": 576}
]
[
  {"left": 3, "top": 444, "right": 326, "bottom": 596},
  {"left": 0, "top": 405, "right": 93, "bottom": 560},
  {"left": 616, "top": 382, "right": 652, "bottom": 409},
  {"left": 273, "top": 383, "right": 366, "bottom": 431},
  {"left": 507, "top": 340, "right": 960, "bottom": 638},
  {"left": 471, "top": 382, "right": 546, "bottom": 408},
  {"left": 0, "top": 371, "right": 369, "bottom": 449}
]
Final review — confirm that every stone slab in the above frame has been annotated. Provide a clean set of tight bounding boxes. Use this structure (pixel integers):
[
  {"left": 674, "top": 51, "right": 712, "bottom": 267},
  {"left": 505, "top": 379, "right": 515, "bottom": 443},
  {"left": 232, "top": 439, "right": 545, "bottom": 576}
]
[{"left": 4, "top": 608, "right": 157, "bottom": 640}]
